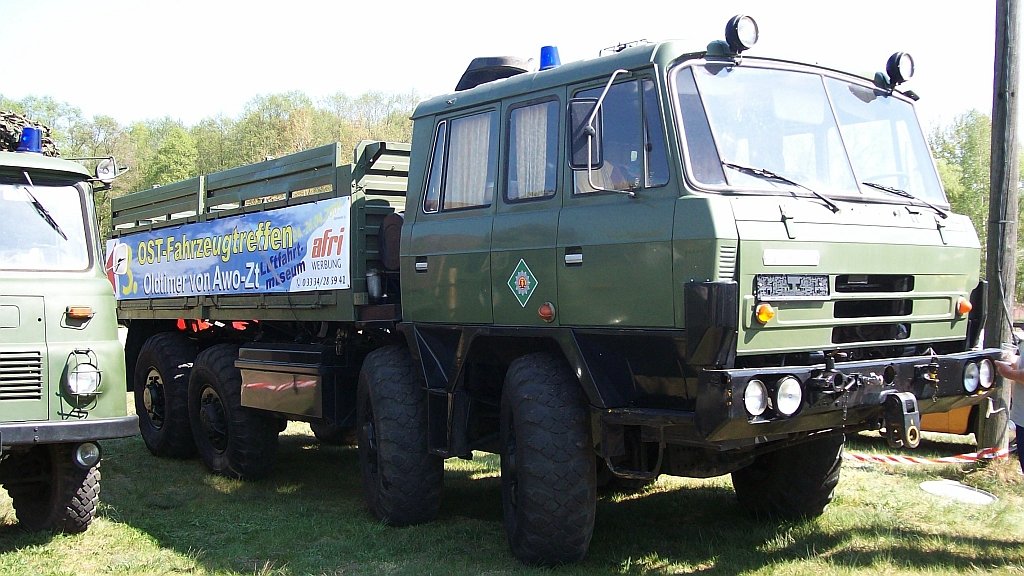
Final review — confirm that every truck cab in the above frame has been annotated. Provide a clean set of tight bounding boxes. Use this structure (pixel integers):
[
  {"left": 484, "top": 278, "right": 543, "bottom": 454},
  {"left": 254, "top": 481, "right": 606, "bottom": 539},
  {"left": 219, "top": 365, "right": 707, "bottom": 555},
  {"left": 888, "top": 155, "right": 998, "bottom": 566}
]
[{"left": 0, "top": 127, "right": 135, "bottom": 533}]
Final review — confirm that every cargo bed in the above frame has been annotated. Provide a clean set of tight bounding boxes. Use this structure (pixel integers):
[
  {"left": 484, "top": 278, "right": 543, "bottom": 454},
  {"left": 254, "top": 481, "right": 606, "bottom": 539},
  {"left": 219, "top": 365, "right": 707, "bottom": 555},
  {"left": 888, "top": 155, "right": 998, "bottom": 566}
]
[{"left": 109, "top": 141, "right": 408, "bottom": 323}]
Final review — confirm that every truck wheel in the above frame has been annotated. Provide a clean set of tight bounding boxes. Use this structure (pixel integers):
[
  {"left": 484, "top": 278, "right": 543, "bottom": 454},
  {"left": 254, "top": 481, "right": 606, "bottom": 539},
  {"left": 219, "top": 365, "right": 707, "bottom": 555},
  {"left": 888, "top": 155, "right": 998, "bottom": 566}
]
[
  {"left": 310, "top": 421, "right": 357, "bottom": 446},
  {"left": 8, "top": 444, "right": 100, "bottom": 533},
  {"left": 134, "top": 332, "right": 197, "bottom": 458},
  {"left": 188, "top": 343, "right": 279, "bottom": 480},
  {"left": 500, "top": 352, "right": 596, "bottom": 566},
  {"left": 357, "top": 345, "right": 442, "bottom": 526},
  {"left": 731, "top": 434, "right": 844, "bottom": 519}
]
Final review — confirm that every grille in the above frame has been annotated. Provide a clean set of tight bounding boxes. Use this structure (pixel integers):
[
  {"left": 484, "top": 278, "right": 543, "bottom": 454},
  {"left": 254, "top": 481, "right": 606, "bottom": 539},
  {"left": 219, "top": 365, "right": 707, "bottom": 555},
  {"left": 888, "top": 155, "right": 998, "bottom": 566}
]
[
  {"left": 718, "top": 245, "right": 738, "bottom": 281},
  {"left": 834, "top": 299, "right": 913, "bottom": 318},
  {"left": 0, "top": 350, "right": 44, "bottom": 400},
  {"left": 835, "top": 274, "right": 914, "bottom": 293}
]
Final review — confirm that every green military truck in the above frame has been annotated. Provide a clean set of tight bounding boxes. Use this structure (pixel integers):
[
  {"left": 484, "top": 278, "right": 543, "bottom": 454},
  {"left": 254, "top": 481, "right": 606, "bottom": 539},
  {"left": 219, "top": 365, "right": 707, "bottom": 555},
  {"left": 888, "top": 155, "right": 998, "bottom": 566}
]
[
  {"left": 0, "top": 124, "right": 135, "bottom": 533},
  {"left": 109, "top": 16, "right": 999, "bottom": 565}
]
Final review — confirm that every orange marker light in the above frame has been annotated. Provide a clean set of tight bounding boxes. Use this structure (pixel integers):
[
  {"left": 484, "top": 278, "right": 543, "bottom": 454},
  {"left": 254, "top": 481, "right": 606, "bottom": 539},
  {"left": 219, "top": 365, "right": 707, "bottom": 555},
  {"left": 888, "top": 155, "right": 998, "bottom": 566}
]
[
  {"left": 956, "top": 297, "right": 973, "bottom": 315},
  {"left": 66, "top": 306, "right": 94, "bottom": 320},
  {"left": 755, "top": 303, "right": 775, "bottom": 324}
]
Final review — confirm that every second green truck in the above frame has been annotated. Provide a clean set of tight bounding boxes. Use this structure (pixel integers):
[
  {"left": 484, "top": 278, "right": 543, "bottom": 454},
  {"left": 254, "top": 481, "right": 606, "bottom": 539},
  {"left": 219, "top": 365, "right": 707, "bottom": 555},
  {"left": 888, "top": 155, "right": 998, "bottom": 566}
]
[{"left": 108, "top": 16, "right": 999, "bottom": 566}]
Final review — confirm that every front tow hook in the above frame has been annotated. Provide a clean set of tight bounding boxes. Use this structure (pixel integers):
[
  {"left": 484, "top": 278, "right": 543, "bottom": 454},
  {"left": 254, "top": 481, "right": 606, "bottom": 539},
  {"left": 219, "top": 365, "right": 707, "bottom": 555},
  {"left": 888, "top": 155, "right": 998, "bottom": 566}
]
[{"left": 883, "top": 392, "right": 921, "bottom": 449}]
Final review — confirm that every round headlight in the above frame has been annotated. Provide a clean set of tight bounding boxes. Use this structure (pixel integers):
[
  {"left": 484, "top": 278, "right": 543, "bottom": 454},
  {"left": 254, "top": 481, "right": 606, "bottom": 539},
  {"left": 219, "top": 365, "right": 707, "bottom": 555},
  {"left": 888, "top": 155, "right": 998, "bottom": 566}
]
[
  {"left": 962, "top": 362, "right": 980, "bottom": 393},
  {"left": 775, "top": 376, "right": 803, "bottom": 417},
  {"left": 978, "top": 359, "right": 994, "bottom": 390},
  {"left": 67, "top": 363, "right": 101, "bottom": 395},
  {"left": 725, "top": 15, "right": 759, "bottom": 53},
  {"left": 886, "top": 52, "right": 915, "bottom": 85},
  {"left": 744, "top": 379, "right": 769, "bottom": 416}
]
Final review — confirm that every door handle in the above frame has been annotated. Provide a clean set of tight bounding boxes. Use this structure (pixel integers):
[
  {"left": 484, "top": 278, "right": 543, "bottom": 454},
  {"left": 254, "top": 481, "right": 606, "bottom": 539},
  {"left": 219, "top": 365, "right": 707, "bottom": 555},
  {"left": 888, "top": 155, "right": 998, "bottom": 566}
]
[
  {"left": 415, "top": 257, "right": 428, "bottom": 273},
  {"left": 564, "top": 248, "right": 583, "bottom": 266}
]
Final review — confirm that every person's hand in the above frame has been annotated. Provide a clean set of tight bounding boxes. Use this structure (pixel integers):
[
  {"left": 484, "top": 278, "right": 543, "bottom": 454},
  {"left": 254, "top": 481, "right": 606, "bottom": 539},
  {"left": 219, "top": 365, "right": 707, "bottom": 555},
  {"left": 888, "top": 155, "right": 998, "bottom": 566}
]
[{"left": 995, "top": 357, "right": 1024, "bottom": 382}]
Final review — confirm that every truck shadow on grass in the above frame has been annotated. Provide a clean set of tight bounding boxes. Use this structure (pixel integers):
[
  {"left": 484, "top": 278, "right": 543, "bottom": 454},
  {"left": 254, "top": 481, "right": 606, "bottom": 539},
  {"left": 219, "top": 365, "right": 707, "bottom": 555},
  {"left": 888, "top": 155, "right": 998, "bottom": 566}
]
[{"left": 16, "top": 430, "right": 1019, "bottom": 575}]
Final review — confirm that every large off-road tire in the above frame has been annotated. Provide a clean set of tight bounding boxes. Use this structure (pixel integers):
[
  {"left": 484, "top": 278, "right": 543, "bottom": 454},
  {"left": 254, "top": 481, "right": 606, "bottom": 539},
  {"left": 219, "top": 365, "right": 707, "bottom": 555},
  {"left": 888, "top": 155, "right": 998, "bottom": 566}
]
[
  {"left": 357, "top": 345, "right": 442, "bottom": 526},
  {"left": 8, "top": 444, "right": 100, "bottom": 533},
  {"left": 731, "top": 434, "right": 844, "bottom": 519},
  {"left": 500, "top": 352, "right": 596, "bottom": 566},
  {"left": 188, "top": 343, "right": 280, "bottom": 480},
  {"left": 134, "top": 331, "right": 197, "bottom": 458}
]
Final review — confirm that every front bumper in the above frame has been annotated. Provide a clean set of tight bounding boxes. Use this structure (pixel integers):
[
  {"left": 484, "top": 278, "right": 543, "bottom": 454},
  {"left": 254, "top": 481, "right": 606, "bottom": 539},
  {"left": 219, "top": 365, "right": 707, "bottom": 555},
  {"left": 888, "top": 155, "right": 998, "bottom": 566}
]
[
  {"left": 598, "top": 348, "right": 999, "bottom": 451},
  {"left": 695, "top": 348, "right": 1000, "bottom": 445},
  {"left": 1, "top": 415, "right": 138, "bottom": 447}
]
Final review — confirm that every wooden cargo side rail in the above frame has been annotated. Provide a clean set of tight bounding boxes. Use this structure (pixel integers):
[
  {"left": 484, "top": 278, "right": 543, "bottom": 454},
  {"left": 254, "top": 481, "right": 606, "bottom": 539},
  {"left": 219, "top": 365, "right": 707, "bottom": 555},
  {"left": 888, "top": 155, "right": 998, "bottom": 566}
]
[
  {"left": 111, "top": 140, "right": 411, "bottom": 323},
  {"left": 112, "top": 143, "right": 349, "bottom": 234}
]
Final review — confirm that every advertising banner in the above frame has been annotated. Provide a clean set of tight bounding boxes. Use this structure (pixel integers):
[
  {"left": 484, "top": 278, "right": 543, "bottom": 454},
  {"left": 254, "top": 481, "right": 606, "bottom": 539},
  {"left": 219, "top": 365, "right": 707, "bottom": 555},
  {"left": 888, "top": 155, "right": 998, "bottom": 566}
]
[{"left": 105, "top": 198, "right": 351, "bottom": 300}]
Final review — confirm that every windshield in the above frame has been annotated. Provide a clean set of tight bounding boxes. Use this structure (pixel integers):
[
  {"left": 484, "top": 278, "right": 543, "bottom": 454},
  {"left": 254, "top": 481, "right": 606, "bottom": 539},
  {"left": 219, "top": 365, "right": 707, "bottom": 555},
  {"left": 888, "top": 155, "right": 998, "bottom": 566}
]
[
  {"left": 672, "top": 64, "right": 945, "bottom": 204},
  {"left": 0, "top": 181, "right": 90, "bottom": 271}
]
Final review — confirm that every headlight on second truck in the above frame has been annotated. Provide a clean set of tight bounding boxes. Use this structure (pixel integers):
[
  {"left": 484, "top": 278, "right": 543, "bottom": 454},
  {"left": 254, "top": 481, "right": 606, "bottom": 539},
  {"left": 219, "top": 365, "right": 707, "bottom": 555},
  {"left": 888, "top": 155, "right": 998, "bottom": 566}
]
[
  {"left": 66, "top": 362, "right": 101, "bottom": 396},
  {"left": 774, "top": 376, "right": 803, "bottom": 416},
  {"left": 962, "top": 362, "right": 980, "bottom": 393},
  {"left": 743, "top": 379, "right": 769, "bottom": 416}
]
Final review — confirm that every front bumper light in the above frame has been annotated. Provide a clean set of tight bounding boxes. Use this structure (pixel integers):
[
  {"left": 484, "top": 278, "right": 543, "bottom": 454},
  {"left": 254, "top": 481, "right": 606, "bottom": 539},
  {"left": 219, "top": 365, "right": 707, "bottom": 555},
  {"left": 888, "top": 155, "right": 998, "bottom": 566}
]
[
  {"left": 744, "top": 379, "right": 769, "bottom": 416},
  {"left": 962, "top": 362, "right": 980, "bottom": 393},
  {"left": 978, "top": 359, "right": 994, "bottom": 390},
  {"left": 74, "top": 442, "right": 101, "bottom": 468},
  {"left": 775, "top": 376, "right": 803, "bottom": 416}
]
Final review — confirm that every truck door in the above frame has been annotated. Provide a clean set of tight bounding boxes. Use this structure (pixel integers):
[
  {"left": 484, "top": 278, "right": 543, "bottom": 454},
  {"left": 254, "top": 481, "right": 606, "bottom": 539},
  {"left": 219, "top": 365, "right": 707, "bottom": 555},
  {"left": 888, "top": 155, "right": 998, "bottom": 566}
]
[
  {"left": 403, "top": 109, "right": 499, "bottom": 324},
  {"left": 556, "top": 77, "right": 676, "bottom": 327},
  {"left": 491, "top": 96, "right": 562, "bottom": 325}
]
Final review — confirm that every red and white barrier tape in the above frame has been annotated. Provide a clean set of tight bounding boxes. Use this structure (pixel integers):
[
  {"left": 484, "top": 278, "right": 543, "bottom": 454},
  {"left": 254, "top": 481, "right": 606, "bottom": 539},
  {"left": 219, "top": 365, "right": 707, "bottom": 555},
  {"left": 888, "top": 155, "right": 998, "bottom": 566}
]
[{"left": 845, "top": 443, "right": 1017, "bottom": 466}]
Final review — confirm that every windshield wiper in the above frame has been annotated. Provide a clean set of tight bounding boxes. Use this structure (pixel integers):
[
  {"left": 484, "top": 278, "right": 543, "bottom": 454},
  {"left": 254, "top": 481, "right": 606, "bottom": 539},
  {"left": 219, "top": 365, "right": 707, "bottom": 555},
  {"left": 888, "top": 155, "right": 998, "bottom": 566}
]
[
  {"left": 21, "top": 171, "right": 67, "bottom": 240},
  {"left": 862, "top": 181, "right": 948, "bottom": 219},
  {"left": 722, "top": 161, "right": 840, "bottom": 213}
]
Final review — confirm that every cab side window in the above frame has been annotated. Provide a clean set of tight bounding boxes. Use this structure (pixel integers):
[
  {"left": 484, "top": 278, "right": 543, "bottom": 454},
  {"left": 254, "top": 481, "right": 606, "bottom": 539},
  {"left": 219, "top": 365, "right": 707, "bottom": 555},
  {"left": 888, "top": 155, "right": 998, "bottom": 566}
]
[
  {"left": 506, "top": 100, "right": 558, "bottom": 201},
  {"left": 573, "top": 78, "right": 669, "bottom": 194},
  {"left": 423, "top": 110, "right": 498, "bottom": 213}
]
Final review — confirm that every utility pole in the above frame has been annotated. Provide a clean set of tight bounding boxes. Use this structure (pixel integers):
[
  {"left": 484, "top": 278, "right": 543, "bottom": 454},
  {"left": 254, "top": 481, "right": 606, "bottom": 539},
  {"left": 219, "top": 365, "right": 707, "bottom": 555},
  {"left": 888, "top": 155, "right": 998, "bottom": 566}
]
[{"left": 981, "top": 0, "right": 1020, "bottom": 451}]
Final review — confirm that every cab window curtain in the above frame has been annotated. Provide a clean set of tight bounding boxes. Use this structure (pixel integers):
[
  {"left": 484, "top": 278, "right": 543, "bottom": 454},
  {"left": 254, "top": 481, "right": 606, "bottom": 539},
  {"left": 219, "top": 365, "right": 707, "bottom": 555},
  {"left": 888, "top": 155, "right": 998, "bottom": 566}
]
[
  {"left": 510, "top": 102, "right": 556, "bottom": 200},
  {"left": 444, "top": 112, "right": 494, "bottom": 209}
]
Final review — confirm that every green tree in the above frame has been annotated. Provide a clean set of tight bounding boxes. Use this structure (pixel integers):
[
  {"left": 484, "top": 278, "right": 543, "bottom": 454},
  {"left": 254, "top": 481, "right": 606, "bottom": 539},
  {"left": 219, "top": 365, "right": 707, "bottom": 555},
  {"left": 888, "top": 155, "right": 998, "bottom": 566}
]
[
  {"left": 192, "top": 115, "right": 238, "bottom": 175},
  {"left": 929, "top": 110, "right": 1024, "bottom": 301},
  {"left": 930, "top": 110, "right": 992, "bottom": 234},
  {"left": 232, "top": 92, "right": 313, "bottom": 163},
  {"left": 143, "top": 123, "right": 198, "bottom": 188}
]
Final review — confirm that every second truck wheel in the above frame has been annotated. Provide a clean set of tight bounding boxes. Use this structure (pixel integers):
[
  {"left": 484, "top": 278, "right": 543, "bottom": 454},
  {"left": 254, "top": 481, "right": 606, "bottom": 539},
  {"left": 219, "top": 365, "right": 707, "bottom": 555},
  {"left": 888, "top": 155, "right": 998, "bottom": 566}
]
[{"left": 188, "top": 344, "right": 281, "bottom": 480}]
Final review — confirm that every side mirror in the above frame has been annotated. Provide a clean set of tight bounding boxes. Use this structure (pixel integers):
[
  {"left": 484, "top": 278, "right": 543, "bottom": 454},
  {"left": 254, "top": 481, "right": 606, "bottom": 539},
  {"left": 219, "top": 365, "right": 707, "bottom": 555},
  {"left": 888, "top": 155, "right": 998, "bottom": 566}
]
[
  {"left": 569, "top": 98, "right": 603, "bottom": 170},
  {"left": 96, "top": 157, "right": 119, "bottom": 184},
  {"left": 111, "top": 242, "right": 129, "bottom": 275}
]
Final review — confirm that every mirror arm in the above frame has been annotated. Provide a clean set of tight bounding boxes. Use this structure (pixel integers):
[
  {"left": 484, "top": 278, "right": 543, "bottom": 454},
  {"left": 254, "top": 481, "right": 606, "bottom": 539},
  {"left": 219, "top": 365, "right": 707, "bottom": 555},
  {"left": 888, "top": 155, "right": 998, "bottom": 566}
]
[{"left": 585, "top": 69, "right": 631, "bottom": 132}]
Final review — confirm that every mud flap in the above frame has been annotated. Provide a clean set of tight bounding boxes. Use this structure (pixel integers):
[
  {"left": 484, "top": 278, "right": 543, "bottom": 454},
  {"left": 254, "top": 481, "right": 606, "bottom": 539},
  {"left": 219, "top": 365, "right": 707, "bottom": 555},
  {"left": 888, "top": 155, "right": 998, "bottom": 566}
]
[{"left": 883, "top": 392, "right": 921, "bottom": 449}]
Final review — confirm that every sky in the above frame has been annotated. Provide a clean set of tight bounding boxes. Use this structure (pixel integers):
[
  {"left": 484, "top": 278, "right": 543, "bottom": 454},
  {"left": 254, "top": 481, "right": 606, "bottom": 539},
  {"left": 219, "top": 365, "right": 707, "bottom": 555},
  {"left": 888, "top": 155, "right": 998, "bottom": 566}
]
[{"left": 0, "top": 1, "right": 1008, "bottom": 132}]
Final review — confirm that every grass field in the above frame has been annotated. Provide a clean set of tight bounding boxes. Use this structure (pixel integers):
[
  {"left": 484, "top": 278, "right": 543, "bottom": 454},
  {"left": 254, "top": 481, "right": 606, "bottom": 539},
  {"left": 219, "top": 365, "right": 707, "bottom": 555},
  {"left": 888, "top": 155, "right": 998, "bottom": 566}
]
[{"left": 2, "top": 396, "right": 1023, "bottom": 575}]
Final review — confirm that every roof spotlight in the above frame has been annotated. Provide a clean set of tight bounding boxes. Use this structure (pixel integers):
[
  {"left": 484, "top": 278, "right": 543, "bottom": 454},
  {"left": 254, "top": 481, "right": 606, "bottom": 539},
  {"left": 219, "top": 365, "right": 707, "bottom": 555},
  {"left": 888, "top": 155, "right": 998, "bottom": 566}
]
[
  {"left": 886, "top": 52, "right": 915, "bottom": 87},
  {"left": 725, "top": 15, "right": 759, "bottom": 53}
]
